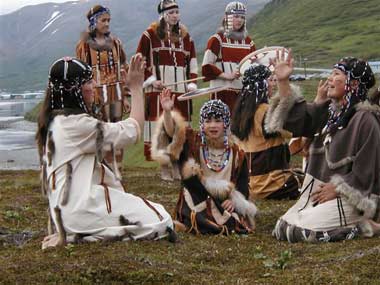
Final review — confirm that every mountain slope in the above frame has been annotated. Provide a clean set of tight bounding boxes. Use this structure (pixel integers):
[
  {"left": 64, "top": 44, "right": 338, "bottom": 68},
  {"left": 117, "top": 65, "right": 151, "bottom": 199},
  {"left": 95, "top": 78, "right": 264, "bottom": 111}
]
[
  {"left": 249, "top": 0, "right": 380, "bottom": 66},
  {"left": 0, "top": 0, "right": 268, "bottom": 92}
]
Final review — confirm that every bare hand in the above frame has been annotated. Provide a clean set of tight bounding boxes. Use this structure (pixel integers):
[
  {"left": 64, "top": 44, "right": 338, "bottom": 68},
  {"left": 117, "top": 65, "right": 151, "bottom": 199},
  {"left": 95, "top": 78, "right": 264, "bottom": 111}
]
[
  {"left": 269, "top": 48, "right": 294, "bottom": 82},
  {"left": 159, "top": 88, "right": 175, "bottom": 111},
  {"left": 221, "top": 199, "right": 235, "bottom": 213},
  {"left": 315, "top": 79, "right": 329, "bottom": 104},
  {"left": 126, "top": 53, "right": 146, "bottom": 91},
  {"left": 311, "top": 183, "right": 337, "bottom": 204},
  {"left": 220, "top": 72, "right": 239, "bottom": 81},
  {"left": 153, "top": 80, "right": 164, "bottom": 90}
]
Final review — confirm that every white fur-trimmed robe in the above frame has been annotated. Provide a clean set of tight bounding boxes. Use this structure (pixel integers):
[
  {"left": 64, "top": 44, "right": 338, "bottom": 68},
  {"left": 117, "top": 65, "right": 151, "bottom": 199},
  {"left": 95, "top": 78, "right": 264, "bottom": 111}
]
[{"left": 45, "top": 114, "right": 173, "bottom": 242}]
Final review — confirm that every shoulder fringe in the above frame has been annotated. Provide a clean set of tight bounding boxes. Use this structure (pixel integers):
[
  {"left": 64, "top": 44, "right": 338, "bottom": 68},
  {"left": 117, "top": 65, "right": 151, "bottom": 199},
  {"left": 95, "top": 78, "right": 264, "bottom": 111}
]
[
  {"left": 96, "top": 122, "right": 104, "bottom": 163},
  {"left": 60, "top": 162, "right": 73, "bottom": 206},
  {"left": 331, "top": 175, "right": 379, "bottom": 219},
  {"left": 151, "top": 111, "right": 187, "bottom": 166},
  {"left": 264, "top": 84, "right": 304, "bottom": 134}
]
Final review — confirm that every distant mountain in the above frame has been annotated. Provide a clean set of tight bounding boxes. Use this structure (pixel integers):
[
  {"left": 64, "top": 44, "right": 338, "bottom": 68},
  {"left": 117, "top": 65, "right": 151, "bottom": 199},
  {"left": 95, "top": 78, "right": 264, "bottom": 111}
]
[
  {"left": 249, "top": 0, "right": 380, "bottom": 67},
  {"left": 0, "top": 0, "right": 268, "bottom": 92}
]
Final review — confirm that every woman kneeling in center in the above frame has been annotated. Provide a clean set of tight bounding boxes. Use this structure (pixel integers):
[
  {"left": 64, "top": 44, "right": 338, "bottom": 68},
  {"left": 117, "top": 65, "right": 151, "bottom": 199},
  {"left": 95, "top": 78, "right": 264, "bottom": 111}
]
[{"left": 152, "top": 89, "right": 257, "bottom": 234}]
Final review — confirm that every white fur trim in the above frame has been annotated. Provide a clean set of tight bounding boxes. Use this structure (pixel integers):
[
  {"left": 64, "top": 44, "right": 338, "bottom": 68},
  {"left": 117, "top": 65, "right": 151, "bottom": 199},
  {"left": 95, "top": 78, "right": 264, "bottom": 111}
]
[
  {"left": 181, "top": 158, "right": 201, "bottom": 180},
  {"left": 230, "top": 190, "right": 257, "bottom": 228},
  {"left": 356, "top": 101, "right": 380, "bottom": 113},
  {"left": 331, "top": 175, "right": 379, "bottom": 219},
  {"left": 203, "top": 178, "right": 233, "bottom": 201},
  {"left": 357, "top": 220, "right": 374, "bottom": 237},
  {"left": 151, "top": 111, "right": 187, "bottom": 166},
  {"left": 264, "top": 84, "right": 304, "bottom": 134}
]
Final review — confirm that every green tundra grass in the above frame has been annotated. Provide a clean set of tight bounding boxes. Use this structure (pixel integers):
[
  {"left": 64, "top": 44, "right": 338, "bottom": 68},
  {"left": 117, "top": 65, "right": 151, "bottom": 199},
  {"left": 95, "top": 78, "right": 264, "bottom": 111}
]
[
  {"left": 1, "top": 169, "right": 380, "bottom": 284},
  {"left": 5, "top": 79, "right": 380, "bottom": 284}
]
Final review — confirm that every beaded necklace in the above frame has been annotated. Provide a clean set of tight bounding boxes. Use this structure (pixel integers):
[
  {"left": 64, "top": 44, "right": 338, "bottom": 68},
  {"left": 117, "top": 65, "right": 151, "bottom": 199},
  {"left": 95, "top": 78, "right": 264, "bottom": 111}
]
[{"left": 202, "top": 144, "right": 230, "bottom": 172}]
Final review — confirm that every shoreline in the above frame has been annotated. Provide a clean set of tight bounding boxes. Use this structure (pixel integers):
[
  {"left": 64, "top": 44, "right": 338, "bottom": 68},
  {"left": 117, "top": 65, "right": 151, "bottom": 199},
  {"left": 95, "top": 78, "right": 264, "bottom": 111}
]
[{"left": 0, "top": 119, "right": 39, "bottom": 170}]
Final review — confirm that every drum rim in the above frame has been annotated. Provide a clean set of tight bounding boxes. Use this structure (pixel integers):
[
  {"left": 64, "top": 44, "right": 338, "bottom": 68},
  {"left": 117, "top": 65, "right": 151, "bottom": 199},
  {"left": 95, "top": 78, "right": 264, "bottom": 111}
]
[
  {"left": 177, "top": 86, "right": 229, "bottom": 101},
  {"left": 238, "top": 46, "right": 289, "bottom": 73}
]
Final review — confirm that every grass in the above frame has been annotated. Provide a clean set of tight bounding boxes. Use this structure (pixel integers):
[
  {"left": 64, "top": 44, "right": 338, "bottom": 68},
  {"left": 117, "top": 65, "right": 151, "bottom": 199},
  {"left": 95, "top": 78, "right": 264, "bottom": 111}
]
[
  {"left": 250, "top": 0, "right": 380, "bottom": 66},
  {"left": 1, "top": 169, "right": 380, "bottom": 284}
]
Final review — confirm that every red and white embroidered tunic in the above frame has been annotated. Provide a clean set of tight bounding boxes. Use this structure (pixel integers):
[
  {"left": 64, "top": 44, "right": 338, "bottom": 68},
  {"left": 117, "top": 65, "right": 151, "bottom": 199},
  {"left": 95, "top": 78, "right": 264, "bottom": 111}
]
[
  {"left": 136, "top": 22, "right": 198, "bottom": 160},
  {"left": 202, "top": 32, "right": 255, "bottom": 112}
]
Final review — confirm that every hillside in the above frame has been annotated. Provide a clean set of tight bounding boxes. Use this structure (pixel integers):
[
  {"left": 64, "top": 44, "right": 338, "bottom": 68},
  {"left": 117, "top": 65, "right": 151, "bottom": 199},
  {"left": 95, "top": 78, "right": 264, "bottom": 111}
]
[
  {"left": 0, "top": 0, "right": 268, "bottom": 92},
  {"left": 249, "top": 0, "right": 380, "bottom": 67}
]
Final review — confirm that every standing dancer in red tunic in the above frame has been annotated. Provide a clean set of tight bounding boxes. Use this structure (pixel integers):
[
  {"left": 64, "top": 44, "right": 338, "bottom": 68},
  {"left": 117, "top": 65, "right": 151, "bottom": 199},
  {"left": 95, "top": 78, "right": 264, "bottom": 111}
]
[
  {"left": 137, "top": 0, "right": 198, "bottom": 180},
  {"left": 202, "top": 1, "right": 256, "bottom": 113}
]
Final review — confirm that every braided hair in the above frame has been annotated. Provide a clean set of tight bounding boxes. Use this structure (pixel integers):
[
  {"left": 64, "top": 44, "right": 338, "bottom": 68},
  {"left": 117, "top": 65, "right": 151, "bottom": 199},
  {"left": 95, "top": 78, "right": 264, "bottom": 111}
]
[{"left": 231, "top": 64, "right": 271, "bottom": 141}]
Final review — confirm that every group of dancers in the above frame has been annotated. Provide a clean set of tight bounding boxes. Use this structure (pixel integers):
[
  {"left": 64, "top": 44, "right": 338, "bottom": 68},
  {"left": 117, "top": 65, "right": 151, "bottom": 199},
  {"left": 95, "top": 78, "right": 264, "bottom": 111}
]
[{"left": 37, "top": 1, "right": 380, "bottom": 249}]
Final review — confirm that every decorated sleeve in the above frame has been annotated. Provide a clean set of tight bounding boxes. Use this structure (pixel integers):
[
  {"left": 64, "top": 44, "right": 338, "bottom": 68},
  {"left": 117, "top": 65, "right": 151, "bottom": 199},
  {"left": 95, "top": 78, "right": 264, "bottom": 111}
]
[
  {"left": 75, "top": 40, "right": 87, "bottom": 62},
  {"left": 189, "top": 37, "right": 198, "bottom": 81},
  {"left": 136, "top": 31, "right": 153, "bottom": 81},
  {"left": 202, "top": 35, "right": 223, "bottom": 80}
]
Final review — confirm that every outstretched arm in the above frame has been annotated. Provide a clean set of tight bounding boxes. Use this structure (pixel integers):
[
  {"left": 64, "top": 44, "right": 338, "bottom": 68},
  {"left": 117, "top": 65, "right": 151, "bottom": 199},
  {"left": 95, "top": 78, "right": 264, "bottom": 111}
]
[
  {"left": 127, "top": 53, "right": 146, "bottom": 132},
  {"left": 159, "top": 88, "right": 176, "bottom": 137}
]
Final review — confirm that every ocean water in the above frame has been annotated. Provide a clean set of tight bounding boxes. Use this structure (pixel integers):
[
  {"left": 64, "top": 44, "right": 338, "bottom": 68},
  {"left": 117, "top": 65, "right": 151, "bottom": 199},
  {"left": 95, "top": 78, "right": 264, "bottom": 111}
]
[{"left": 0, "top": 99, "right": 40, "bottom": 169}]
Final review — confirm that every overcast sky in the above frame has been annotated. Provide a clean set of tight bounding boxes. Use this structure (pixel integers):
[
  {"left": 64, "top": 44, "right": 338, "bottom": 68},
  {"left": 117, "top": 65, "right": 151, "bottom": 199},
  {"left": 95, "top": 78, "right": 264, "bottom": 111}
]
[{"left": 0, "top": 0, "right": 80, "bottom": 15}]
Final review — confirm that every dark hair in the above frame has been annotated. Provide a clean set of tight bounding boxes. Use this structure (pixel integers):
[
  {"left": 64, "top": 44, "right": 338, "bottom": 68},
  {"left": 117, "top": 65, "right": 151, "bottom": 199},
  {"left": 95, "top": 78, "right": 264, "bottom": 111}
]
[
  {"left": 157, "top": 17, "right": 180, "bottom": 40},
  {"left": 87, "top": 5, "right": 111, "bottom": 38},
  {"left": 36, "top": 88, "right": 53, "bottom": 163},
  {"left": 231, "top": 65, "right": 271, "bottom": 141},
  {"left": 35, "top": 89, "right": 86, "bottom": 164},
  {"left": 87, "top": 5, "right": 109, "bottom": 20}
]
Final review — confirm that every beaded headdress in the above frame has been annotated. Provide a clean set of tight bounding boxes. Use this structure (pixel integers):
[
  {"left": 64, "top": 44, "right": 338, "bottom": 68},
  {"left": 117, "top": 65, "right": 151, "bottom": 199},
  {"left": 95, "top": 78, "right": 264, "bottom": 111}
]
[
  {"left": 87, "top": 5, "right": 111, "bottom": 32},
  {"left": 48, "top": 57, "right": 93, "bottom": 113},
  {"left": 224, "top": 1, "right": 247, "bottom": 37},
  {"left": 324, "top": 57, "right": 375, "bottom": 134}
]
